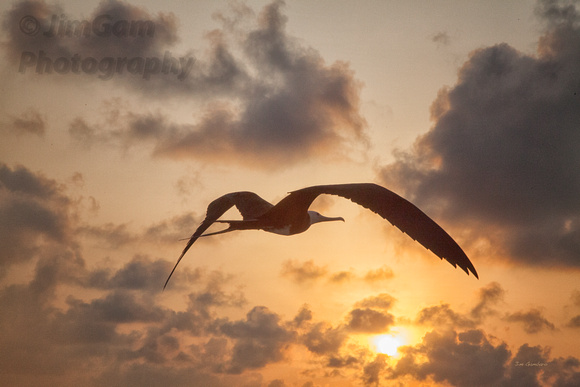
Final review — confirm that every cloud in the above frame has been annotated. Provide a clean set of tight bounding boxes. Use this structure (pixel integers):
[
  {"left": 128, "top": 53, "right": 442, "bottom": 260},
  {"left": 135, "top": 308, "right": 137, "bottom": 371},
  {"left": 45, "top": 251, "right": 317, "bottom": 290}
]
[
  {"left": 388, "top": 281, "right": 580, "bottom": 386},
  {"left": 78, "top": 222, "right": 137, "bottom": 248},
  {"left": 78, "top": 211, "right": 198, "bottom": 249},
  {"left": 328, "top": 270, "right": 355, "bottom": 283},
  {"left": 363, "top": 354, "right": 387, "bottom": 386},
  {"left": 2, "top": 0, "right": 183, "bottom": 85},
  {"left": 390, "top": 329, "right": 511, "bottom": 387},
  {"left": 280, "top": 260, "right": 397, "bottom": 287},
  {"left": 503, "top": 343, "right": 580, "bottom": 387},
  {"left": 347, "top": 308, "right": 395, "bottom": 333},
  {"left": 107, "top": 255, "right": 183, "bottom": 291},
  {"left": 60, "top": 0, "right": 366, "bottom": 168},
  {"left": 144, "top": 212, "right": 198, "bottom": 242},
  {"left": 280, "top": 259, "right": 328, "bottom": 284},
  {"left": 355, "top": 293, "right": 396, "bottom": 310},
  {"left": 380, "top": 0, "right": 580, "bottom": 267},
  {"left": 291, "top": 304, "right": 313, "bottom": 327},
  {"left": 220, "top": 306, "right": 295, "bottom": 373},
  {"left": 416, "top": 303, "right": 477, "bottom": 329},
  {"left": 0, "top": 240, "right": 252, "bottom": 386},
  {"left": 541, "top": 355, "right": 580, "bottom": 386},
  {"left": 470, "top": 281, "right": 505, "bottom": 320},
  {"left": 301, "top": 322, "right": 347, "bottom": 355},
  {"left": 1, "top": 109, "right": 46, "bottom": 136},
  {"left": 363, "top": 265, "right": 394, "bottom": 282},
  {"left": 504, "top": 309, "right": 557, "bottom": 334},
  {"left": 568, "top": 315, "right": 580, "bottom": 328},
  {"left": 416, "top": 282, "right": 504, "bottom": 328},
  {"left": 0, "top": 163, "right": 74, "bottom": 277},
  {"left": 505, "top": 344, "right": 549, "bottom": 387},
  {"left": 572, "top": 289, "right": 580, "bottom": 307},
  {"left": 431, "top": 31, "right": 450, "bottom": 46}
]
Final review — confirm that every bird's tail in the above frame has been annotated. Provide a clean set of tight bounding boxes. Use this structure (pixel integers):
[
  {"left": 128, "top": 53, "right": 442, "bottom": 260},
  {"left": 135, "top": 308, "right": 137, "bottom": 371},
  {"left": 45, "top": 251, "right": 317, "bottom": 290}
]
[{"left": 163, "top": 220, "right": 261, "bottom": 290}]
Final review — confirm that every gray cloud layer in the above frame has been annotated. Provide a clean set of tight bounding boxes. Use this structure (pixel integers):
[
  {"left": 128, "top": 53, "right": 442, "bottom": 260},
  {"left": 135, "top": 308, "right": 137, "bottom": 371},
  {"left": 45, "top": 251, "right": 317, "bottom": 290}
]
[
  {"left": 381, "top": 0, "right": 580, "bottom": 267},
  {"left": 3, "top": 0, "right": 367, "bottom": 168}
]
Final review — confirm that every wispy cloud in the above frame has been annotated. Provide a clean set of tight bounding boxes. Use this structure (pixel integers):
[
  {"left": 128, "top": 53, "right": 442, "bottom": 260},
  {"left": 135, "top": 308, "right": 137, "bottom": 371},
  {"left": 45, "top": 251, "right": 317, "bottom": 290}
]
[{"left": 1, "top": 109, "right": 46, "bottom": 136}]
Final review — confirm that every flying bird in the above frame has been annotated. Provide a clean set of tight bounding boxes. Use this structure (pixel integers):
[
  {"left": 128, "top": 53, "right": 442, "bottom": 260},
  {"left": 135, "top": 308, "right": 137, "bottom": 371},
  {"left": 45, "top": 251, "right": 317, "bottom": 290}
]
[{"left": 163, "top": 183, "right": 478, "bottom": 289}]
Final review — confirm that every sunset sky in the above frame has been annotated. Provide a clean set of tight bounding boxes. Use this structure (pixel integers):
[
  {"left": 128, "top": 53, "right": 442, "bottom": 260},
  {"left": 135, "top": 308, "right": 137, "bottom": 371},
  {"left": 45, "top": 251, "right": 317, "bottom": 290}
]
[{"left": 1, "top": 0, "right": 580, "bottom": 386}]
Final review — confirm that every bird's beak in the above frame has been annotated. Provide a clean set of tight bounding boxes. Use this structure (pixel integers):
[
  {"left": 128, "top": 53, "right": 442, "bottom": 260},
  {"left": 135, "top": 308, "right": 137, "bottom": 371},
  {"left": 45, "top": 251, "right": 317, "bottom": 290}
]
[{"left": 323, "top": 216, "right": 345, "bottom": 223}]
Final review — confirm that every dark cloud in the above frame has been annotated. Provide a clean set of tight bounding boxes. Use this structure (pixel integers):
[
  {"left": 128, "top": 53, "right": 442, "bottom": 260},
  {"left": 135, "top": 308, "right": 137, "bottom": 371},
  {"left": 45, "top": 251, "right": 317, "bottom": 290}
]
[
  {"left": 2, "top": 0, "right": 182, "bottom": 84},
  {"left": 0, "top": 240, "right": 253, "bottom": 386},
  {"left": 470, "top": 281, "right": 505, "bottom": 320},
  {"left": 0, "top": 254, "right": 125, "bottom": 384},
  {"left": 380, "top": 0, "right": 580, "bottom": 267},
  {"left": 431, "top": 31, "right": 450, "bottom": 46},
  {"left": 2, "top": 0, "right": 178, "bottom": 57},
  {"left": 354, "top": 294, "right": 396, "bottom": 312},
  {"left": 68, "top": 117, "right": 107, "bottom": 148},
  {"left": 0, "top": 163, "right": 74, "bottom": 276},
  {"left": 542, "top": 355, "right": 580, "bottom": 387},
  {"left": 326, "top": 355, "right": 359, "bottom": 369},
  {"left": 78, "top": 222, "right": 137, "bottom": 248},
  {"left": 108, "top": 255, "right": 178, "bottom": 291},
  {"left": 50, "top": 291, "right": 165, "bottom": 345},
  {"left": 267, "top": 379, "right": 286, "bottom": 387},
  {"left": 503, "top": 343, "right": 580, "bottom": 387},
  {"left": 77, "top": 211, "right": 199, "bottom": 255},
  {"left": 84, "top": 255, "right": 202, "bottom": 293},
  {"left": 0, "top": 162, "right": 61, "bottom": 198},
  {"left": 328, "top": 270, "right": 354, "bottom": 283},
  {"left": 3, "top": 0, "right": 366, "bottom": 168},
  {"left": 504, "top": 308, "right": 557, "bottom": 334},
  {"left": 567, "top": 315, "right": 580, "bottom": 328},
  {"left": 292, "top": 304, "right": 313, "bottom": 327},
  {"left": 280, "top": 259, "right": 328, "bottom": 284},
  {"left": 416, "top": 282, "right": 504, "bottom": 328},
  {"left": 220, "top": 306, "right": 295, "bottom": 373},
  {"left": 347, "top": 308, "right": 395, "bottom": 333},
  {"left": 572, "top": 289, "right": 580, "bottom": 307},
  {"left": 390, "top": 329, "right": 511, "bottom": 387},
  {"left": 301, "top": 322, "right": 346, "bottom": 355},
  {"left": 61, "top": 0, "right": 366, "bottom": 168},
  {"left": 416, "top": 303, "right": 477, "bottom": 328},
  {"left": 389, "top": 284, "right": 580, "bottom": 386},
  {"left": 1, "top": 109, "right": 46, "bottom": 136},
  {"left": 363, "top": 354, "right": 387, "bottom": 386},
  {"left": 505, "top": 344, "right": 549, "bottom": 387}
]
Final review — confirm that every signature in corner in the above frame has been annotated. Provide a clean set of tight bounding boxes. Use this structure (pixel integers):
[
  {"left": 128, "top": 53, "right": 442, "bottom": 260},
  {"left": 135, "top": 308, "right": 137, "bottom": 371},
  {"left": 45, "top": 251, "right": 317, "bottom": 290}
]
[{"left": 514, "top": 361, "right": 548, "bottom": 367}]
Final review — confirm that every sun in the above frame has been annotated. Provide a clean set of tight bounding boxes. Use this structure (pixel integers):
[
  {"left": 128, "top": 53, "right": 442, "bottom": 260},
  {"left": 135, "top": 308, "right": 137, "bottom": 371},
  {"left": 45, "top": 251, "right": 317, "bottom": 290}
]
[{"left": 371, "top": 331, "right": 407, "bottom": 357}]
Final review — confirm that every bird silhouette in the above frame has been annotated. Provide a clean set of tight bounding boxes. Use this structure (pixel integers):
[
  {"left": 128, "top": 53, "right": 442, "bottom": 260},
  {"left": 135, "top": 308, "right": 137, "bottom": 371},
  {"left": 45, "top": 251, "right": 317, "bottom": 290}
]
[{"left": 163, "top": 183, "right": 478, "bottom": 289}]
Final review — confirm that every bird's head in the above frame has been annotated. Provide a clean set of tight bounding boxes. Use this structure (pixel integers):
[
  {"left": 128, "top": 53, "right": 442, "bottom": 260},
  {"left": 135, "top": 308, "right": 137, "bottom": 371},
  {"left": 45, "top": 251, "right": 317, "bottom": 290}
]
[{"left": 308, "top": 210, "right": 345, "bottom": 225}]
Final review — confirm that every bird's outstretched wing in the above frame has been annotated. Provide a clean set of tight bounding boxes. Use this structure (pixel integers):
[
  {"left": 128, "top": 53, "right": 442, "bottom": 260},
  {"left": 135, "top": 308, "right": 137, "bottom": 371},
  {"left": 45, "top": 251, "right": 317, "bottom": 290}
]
[
  {"left": 163, "top": 191, "right": 273, "bottom": 289},
  {"left": 278, "top": 183, "right": 478, "bottom": 278}
]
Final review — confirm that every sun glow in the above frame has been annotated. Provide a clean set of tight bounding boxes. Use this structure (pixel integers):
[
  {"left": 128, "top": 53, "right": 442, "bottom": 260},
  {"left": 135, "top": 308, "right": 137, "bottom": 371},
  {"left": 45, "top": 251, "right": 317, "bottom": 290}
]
[{"left": 371, "top": 330, "right": 408, "bottom": 357}]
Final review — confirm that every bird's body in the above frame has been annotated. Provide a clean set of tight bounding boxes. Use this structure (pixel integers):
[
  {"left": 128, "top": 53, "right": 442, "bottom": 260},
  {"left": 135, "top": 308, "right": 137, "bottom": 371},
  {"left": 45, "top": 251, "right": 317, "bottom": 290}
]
[{"left": 163, "top": 183, "right": 478, "bottom": 289}]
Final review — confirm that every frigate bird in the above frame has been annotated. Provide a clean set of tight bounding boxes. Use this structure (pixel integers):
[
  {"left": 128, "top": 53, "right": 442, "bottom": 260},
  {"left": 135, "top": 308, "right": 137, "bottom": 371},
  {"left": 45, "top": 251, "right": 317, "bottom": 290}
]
[{"left": 163, "top": 183, "right": 478, "bottom": 289}]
